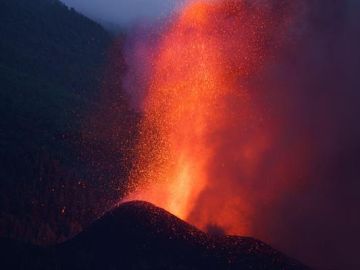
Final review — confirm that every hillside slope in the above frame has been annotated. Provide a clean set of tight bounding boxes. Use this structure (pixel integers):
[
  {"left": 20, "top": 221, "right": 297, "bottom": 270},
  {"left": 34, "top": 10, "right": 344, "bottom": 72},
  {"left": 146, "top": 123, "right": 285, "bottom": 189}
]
[
  {"left": 0, "top": 201, "right": 311, "bottom": 270},
  {"left": 0, "top": 0, "right": 135, "bottom": 244}
]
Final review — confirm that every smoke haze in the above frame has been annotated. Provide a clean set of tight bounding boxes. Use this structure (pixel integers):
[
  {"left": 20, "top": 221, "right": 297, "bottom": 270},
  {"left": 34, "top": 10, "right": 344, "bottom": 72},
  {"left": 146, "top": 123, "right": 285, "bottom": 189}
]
[
  {"left": 60, "top": 0, "right": 184, "bottom": 26},
  {"left": 122, "top": 1, "right": 360, "bottom": 269}
]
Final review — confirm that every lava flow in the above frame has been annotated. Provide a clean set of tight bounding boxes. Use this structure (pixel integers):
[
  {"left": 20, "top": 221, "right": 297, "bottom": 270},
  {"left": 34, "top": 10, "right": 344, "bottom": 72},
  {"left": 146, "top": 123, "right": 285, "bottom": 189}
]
[{"left": 126, "top": 0, "right": 300, "bottom": 235}]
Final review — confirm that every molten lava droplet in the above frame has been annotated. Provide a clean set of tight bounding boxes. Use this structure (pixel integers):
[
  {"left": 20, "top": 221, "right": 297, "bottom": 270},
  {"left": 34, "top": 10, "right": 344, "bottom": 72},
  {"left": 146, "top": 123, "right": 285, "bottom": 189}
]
[
  {"left": 127, "top": 1, "right": 232, "bottom": 220},
  {"left": 126, "top": 0, "right": 299, "bottom": 235}
]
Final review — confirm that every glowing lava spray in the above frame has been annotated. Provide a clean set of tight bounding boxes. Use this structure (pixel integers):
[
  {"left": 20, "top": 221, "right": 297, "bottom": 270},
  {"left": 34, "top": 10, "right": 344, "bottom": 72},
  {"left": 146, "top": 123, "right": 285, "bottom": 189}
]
[{"left": 126, "top": 0, "right": 298, "bottom": 235}]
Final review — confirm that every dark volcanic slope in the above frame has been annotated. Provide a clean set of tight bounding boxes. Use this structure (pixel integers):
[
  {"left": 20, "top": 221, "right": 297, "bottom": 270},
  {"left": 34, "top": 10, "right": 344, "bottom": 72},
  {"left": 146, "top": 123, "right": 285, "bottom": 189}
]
[
  {"left": 0, "top": 201, "right": 310, "bottom": 270},
  {"left": 0, "top": 0, "right": 113, "bottom": 243}
]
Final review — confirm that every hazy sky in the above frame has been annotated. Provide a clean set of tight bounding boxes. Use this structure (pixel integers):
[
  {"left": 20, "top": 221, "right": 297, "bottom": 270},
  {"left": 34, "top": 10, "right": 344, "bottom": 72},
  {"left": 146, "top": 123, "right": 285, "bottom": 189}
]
[{"left": 60, "top": 0, "right": 185, "bottom": 26}]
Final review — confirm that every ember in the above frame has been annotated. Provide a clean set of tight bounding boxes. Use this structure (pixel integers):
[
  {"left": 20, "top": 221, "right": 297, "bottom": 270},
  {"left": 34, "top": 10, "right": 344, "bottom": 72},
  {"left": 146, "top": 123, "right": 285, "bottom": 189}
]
[{"left": 125, "top": 0, "right": 300, "bottom": 235}]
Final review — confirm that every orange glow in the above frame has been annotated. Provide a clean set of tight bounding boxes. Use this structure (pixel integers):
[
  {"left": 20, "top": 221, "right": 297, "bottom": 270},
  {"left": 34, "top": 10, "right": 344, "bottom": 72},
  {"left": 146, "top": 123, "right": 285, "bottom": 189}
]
[
  {"left": 126, "top": 1, "right": 226, "bottom": 220},
  {"left": 180, "top": 1, "right": 211, "bottom": 26},
  {"left": 126, "top": 0, "right": 229, "bottom": 220},
  {"left": 125, "top": 0, "right": 300, "bottom": 235}
]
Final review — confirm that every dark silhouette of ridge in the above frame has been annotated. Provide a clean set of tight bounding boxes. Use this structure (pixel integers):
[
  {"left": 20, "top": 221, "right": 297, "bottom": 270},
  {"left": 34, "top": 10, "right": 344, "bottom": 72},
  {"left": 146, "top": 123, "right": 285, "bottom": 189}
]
[
  {"left": 0, "top": 201, "right": 310, "bottom": 269},
  {"left": 0, "top": 0, "right": 137, "bottom": 244}
]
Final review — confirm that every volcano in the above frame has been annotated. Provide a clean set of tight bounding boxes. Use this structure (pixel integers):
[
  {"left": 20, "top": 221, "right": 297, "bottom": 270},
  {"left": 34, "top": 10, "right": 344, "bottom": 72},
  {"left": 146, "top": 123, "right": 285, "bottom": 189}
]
[{"left": 1, "top": 201, "right": 310, "bottom": 269}]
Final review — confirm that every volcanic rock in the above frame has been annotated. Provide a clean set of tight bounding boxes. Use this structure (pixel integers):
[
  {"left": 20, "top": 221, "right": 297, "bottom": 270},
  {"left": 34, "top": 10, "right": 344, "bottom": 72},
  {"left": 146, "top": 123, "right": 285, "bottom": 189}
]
[{"left": 0, "top": 201, "right": 311, "bottom": 269}]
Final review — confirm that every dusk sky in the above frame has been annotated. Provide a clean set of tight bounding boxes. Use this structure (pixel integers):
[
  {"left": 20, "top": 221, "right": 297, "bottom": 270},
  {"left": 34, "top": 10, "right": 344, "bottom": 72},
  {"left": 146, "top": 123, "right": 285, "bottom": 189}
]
[{"left": 60, "top": 0, "right": 185, "bottom": 26}]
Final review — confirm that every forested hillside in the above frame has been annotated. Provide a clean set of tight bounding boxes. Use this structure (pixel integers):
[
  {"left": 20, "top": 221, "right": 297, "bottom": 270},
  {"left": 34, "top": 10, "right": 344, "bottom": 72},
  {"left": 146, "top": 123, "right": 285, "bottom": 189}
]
[{"left": 0, "top": 0, "right": 136, "bottom": 244}]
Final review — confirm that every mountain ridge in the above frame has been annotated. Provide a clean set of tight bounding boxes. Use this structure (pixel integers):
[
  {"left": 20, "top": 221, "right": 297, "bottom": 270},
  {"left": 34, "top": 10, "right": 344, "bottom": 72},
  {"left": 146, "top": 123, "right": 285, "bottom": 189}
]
[
  {"left": 1, "top": 201, "right": 311, "bottom": 270},
  {"left": 0, "top": 0, "right": 136, "bottom": 245}
]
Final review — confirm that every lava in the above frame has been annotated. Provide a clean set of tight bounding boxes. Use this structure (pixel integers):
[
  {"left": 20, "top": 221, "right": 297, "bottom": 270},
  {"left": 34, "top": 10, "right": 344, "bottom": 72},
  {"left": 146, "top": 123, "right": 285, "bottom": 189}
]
[
  {"left": 126, "top": 1, "right": 226, "bottom": 220},
  {"left": 126, "top": 0, "right": 300, "bottom": 235}
]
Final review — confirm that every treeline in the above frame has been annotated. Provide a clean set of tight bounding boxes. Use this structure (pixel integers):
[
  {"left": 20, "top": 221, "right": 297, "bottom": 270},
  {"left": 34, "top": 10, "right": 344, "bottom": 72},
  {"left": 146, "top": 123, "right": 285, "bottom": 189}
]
[{"left": 0, "top": 0, "right": 138, "bottom": 244}]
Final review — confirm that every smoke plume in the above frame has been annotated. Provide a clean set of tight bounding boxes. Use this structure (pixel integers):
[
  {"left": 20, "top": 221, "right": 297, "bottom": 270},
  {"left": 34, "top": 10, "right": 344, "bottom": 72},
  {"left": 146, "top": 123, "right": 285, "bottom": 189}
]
[{"left": 122, "top": 1, "right": 360, "bottom": 269}]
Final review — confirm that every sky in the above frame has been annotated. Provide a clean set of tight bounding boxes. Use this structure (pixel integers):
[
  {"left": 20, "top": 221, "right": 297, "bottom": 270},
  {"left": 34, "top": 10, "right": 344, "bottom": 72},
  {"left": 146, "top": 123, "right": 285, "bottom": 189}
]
[{"left": 60, "top": 0, "right": 185, "bottom": 26}]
